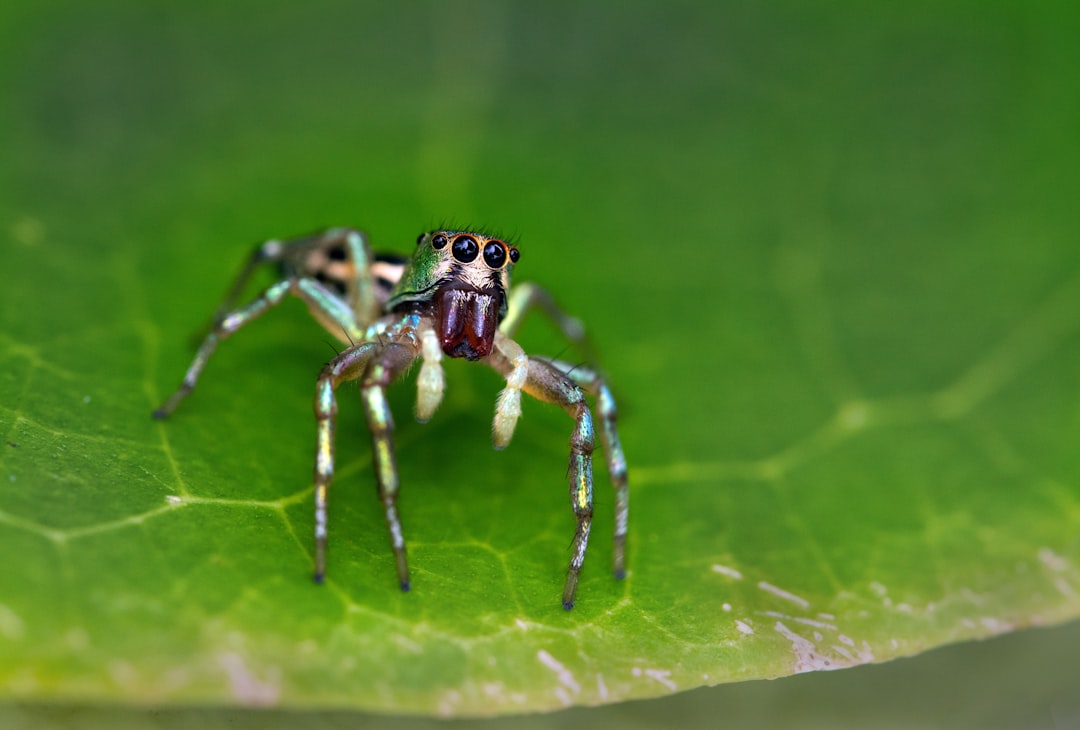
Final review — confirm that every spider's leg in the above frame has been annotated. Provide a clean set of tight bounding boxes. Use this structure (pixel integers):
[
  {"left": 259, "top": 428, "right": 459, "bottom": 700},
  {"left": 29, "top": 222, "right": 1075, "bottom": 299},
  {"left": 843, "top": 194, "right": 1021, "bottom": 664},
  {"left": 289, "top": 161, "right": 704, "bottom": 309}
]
[
  {"left": 199, "top": 228, "right": 378, "bottom": 342},
  {"left": 546, "top": 360, "right": 629, "bottom": 581},
  {"left": 153, "top": 278, "right": 292, "bottom": 418},
  {"left": 277, "top": 227, "right": 382, "bottom": 332},
  {"left": 152, "top": 276, "right": 363, "bottom": 419},
  {"left": 313, "top": 338, "right": 419, "bottom": 588},
  {"left": 500, "top": 282, "right": 599, "bottom": 364},
  {"left": 490, "top": 340, "right": 596, "bottom": 610},
  {"left": 313, "top": 342, "right": 380, "bottom": 582},
  {"left": 360, "top": 342, "right": 422, "bottom": 590},
  {"left": 154, "top": 227, "right": 378, "bottom": 419}
]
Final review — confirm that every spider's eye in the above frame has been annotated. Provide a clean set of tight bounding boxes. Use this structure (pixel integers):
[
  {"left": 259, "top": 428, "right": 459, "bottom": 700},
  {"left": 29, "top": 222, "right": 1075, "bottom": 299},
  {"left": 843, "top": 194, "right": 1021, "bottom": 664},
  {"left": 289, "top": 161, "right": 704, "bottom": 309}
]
[
  {"left": 432, "top": 233, "right": 449, "bottom": 250},
  {"left": 483, "top": 240, "right": 507, "bottom": 269},
  {"left": 451, "top": 235, "right": 479, "bottom": 262},
  {"left": 416, "top": 233, "right": 426, "bottom": 246},
  {"left": 508, "top": 247, "right": 520, "bottom": 264}
]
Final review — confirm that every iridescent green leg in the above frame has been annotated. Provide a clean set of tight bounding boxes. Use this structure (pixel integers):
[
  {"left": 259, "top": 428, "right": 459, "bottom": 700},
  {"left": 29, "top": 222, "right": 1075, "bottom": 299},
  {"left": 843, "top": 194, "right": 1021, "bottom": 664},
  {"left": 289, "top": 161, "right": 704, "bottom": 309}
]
[
  {"left": 490, "top": 333, "right": 628, "bottom": 586},
  {"left": 497, "top": 286, "right": 628, "bottom": 577},
  {"left": 199, "top": 228, "right": 375, "bottom": 344},
  {"left": 500, "top": 282, "right": 599, "bottom": 364},
  {"left": 553, "top": 361, "right": 628, "bottom": 580},
  {"left": 152, "top": 277, "right": 361, "bottom": 419},
  {"left": 491, "top": 343, "right": 596, "bottom": 610},
  {"left": 153, "top": 228, "right": 376, "bottom": 419},
  {"left": 361, "top": 343, "right": 421, "bottom": 590},
  {"left": 313, "top": 339, "right": 420, "bottom": 588},
  {"left": 153, "top": 278, "right": 291, "bottom": 418},
  {"left": 313, "top": 341, "right": 379, "bottom": 583},
  {"left": 201, "top": 237, "right": 291, "bottom": 336}
]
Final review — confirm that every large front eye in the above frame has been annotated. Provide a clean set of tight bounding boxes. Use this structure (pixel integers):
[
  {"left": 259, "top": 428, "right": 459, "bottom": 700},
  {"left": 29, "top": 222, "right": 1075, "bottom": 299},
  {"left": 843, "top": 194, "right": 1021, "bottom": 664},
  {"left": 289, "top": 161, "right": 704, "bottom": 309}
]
[
  {"left": 451, "top": 235, "right": 478, "bottom": 262},
  {"left": 431, "top": 233, "right": 449, "bottom": 250},
  {"left": 483, "top": 240, "right": 507, "bottom": 269}
]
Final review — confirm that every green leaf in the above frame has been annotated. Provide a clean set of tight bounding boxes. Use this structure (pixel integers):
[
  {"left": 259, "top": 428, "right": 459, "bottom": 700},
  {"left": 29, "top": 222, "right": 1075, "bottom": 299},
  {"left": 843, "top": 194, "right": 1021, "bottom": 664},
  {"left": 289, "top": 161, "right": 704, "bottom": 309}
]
[{"left": 2, "top": 0, "right": 1080, "bottom": 719}]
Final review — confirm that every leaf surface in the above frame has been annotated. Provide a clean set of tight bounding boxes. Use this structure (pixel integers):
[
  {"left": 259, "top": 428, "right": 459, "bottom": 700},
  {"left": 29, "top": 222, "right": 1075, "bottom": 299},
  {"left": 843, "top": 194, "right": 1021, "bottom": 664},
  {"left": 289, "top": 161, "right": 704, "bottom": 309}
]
[{"left": 2, "top": 0, "right": 1079, "bottom": 717}]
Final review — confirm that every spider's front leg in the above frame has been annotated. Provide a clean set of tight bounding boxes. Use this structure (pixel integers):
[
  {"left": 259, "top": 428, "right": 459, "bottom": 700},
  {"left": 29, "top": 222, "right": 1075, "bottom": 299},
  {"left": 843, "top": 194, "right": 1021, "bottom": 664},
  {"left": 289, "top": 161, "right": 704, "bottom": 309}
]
[
  {"left": 490, "top": 333, "right": 597, "bottom": 610},
  {"left": 313, "top": 338, "right": 420, "bottom": 589},
  {"left": 496, "top": 285, "right": 631, "bottom": 593}
]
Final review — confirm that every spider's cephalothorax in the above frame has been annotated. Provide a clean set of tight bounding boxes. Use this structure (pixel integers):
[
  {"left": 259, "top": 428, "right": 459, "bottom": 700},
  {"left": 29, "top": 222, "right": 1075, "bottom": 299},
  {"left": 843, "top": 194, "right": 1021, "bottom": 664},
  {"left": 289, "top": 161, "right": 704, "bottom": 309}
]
[
  {"left": 390, "top": 231, "right": 520, "bottom": 361},
  {"left": 153, "top": 226, "right": 627, "bottom": 610}
]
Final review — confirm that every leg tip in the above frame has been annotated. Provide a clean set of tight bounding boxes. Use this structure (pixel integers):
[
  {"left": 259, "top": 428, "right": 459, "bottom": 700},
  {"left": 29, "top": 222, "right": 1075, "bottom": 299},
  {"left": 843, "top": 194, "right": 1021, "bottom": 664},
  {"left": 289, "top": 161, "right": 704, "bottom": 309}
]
[
  {"left": 614, "top": 568, "right": 626, "bottom": 581},
  {"left": 151, "top": 408, "right": 169, "bottom": 420},
  {"left": 313, "top": 571, "right": 325, "bottom": 585},
  {"left": 400, "top": 580, "right": 411, "bottom": 593},
  {"left": 562, "top": 599, "right": 575, "bottom": 611}
]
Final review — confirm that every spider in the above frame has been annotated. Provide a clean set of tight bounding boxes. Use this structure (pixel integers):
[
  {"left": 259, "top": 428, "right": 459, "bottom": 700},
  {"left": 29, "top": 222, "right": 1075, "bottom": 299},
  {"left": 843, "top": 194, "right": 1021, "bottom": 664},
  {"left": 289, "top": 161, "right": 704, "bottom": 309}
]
[{"left": 153, "top": 227, "right": 628, "bottom": 609}]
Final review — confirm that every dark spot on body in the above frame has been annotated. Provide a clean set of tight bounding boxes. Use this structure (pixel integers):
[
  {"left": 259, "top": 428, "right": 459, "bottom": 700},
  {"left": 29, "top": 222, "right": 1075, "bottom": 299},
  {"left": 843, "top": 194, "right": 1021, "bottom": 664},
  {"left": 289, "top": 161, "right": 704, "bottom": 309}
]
[{"left": 315, "top": 272, "right": 348, "bottom": 298}]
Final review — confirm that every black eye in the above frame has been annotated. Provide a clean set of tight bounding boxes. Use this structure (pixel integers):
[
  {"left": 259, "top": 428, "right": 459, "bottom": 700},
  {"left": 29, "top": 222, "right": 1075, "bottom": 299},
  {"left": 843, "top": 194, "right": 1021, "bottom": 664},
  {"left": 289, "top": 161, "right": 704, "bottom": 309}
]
[
  {"left": 508, "top": 247, "right": 520, "bottom": 263},
  {"left": 451, "top": 235, "right": 478, "bottom": 262},
  {"left": 416, "top": 233, "right": 426, "bottom": 246},
  {"left": 432, "top": 233, "right": 449, "bottom": 250},
  {"left": 483, "top": 241, "right": 507, "bottom": 269}
]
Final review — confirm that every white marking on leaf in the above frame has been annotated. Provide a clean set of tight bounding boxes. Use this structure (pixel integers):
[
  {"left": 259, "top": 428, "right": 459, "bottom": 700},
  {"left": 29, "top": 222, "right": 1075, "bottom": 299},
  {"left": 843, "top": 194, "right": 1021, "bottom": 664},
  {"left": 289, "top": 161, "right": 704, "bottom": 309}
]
[
  {"left": 774, "top": 622, "right": 874, "bottom": 673},
  {"left": 437, "top": 689, "right": 461, "bottom": 717},
  {"left": 536, "top": 650, "right": 580, "bottom": 694},
  {"left": 216, "top": 652, "right": 280, "bottom": 706},
  {"left": 831, "top": 644, "right": 854, "bottom": 660},
  {"left": 1038, "top": 547, "right": 1068, "bottom": 572},
  {"left": 758, "top": 581, "right": 810, "bottom": 609},
  {"left": 711, "top": 564, "right": 743, "bottom": 580},
  {"left": 979, "top": 617, "right": 1013, "bottom": 633},
  {"left": 644, "top": 668, "right": 676, "bottom": 691},
  {"left": 596, "top": 673, "right": 609, "bottom": 701},
  {"left": 794, "top": 616, "right": 838, "bottom": 631},
  {"left": 1055, "top": 577, "right": 1077, "bottom": 598}
]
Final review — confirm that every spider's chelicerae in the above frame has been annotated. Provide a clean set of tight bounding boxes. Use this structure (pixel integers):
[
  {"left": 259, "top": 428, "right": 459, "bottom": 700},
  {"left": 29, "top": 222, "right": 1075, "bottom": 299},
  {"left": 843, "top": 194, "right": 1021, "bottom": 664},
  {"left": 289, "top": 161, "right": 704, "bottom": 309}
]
[{"left": 153, "top": 227, "right": 628, "bottom": 609}]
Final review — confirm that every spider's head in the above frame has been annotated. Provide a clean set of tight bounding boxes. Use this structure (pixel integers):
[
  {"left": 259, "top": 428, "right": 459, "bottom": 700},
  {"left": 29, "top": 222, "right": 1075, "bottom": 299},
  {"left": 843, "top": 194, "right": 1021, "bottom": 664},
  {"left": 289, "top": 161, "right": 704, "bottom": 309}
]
[{"left": 388, "top": 230, "right": 520, "bottom": 360}]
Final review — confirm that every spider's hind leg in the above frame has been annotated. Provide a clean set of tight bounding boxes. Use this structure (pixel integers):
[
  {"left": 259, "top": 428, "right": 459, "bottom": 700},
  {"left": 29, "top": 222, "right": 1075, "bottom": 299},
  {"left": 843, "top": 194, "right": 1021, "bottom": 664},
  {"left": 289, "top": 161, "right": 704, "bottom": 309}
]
[
  {"left": 153, "top": 228, "right": 377, "bottom": 419},
  {"left": 555, "top": 361, "right": 628, "bottom": 581}
]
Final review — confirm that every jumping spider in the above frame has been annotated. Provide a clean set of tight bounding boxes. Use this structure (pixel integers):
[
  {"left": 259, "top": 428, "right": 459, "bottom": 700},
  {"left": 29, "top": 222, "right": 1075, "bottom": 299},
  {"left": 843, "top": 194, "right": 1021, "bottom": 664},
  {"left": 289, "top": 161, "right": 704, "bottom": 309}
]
[{"left": 153, "top": 227, "right": 628, "bottom": 609}]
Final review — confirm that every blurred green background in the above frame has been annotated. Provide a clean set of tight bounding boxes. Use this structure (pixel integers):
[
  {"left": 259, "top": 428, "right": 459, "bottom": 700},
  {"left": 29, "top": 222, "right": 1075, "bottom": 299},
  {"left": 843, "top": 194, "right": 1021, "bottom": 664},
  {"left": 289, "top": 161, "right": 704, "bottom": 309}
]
[{"left": 3, "top": 0, "right": 1080, "bottom": 727}]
